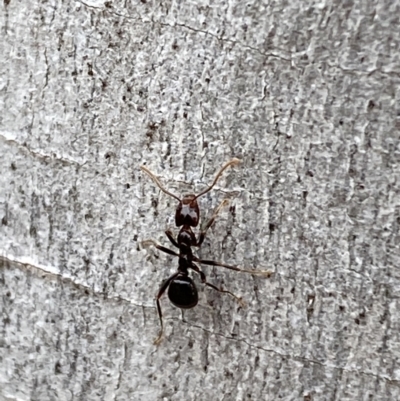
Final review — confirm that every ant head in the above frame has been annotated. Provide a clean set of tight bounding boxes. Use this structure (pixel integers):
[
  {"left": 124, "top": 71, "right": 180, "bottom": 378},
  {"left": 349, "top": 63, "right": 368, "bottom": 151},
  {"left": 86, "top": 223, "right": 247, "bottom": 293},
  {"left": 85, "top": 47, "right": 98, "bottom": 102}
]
[
  {"left": 175, "top": 194, "right": 200, "bottom": 227},
  {"left": 141, "top": 158, "right": 241, "bottom": 226}
]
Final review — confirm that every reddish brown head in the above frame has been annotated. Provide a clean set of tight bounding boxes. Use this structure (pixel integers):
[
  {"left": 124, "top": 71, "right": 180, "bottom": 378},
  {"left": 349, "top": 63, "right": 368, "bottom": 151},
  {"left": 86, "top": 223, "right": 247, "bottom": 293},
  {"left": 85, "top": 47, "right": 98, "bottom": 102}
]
[{"left": 175, "top": 194, "right": 200, "bottom": 227}]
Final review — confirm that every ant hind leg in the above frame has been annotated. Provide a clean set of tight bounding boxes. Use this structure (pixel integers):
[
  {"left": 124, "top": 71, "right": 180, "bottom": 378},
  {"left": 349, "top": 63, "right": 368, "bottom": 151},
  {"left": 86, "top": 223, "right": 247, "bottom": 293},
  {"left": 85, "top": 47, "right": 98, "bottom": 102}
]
[
  {"left": 190, "top": 263, "right": 246, "bottom": 308},
  {"left": 153, "top": 272, "right": 180, "bottom": 345}
]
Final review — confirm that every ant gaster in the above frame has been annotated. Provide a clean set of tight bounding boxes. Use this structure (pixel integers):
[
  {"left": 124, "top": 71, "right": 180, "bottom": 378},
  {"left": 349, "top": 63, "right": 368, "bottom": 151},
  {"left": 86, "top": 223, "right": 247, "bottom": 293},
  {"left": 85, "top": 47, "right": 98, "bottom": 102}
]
[{"left": 141, "top": 159, "right": 272, "bottom": 344}]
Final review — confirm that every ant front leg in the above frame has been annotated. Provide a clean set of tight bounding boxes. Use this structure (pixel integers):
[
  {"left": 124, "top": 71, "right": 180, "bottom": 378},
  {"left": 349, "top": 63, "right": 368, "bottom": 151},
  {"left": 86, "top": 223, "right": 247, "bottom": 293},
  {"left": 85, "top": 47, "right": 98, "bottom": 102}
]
[
  {"left": 196, "top": 199, "right": 229, "bottom": 247},
  {"left": 165, "top": 230, "right": 179, "bottom": 248},
  {"left": 190, "top": 263, "right": 245, "bottom": 307},
  {"left": 154, "top": 272, "right": 180, "bottom": 345}
]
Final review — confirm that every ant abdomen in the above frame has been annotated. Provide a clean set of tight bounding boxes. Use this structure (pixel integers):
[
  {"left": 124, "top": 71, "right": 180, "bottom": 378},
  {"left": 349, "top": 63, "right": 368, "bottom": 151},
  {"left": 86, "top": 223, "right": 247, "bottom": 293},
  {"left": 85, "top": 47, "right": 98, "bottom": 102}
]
[{"left": 168, "top": 275, "right": 198, "bottom": 309}]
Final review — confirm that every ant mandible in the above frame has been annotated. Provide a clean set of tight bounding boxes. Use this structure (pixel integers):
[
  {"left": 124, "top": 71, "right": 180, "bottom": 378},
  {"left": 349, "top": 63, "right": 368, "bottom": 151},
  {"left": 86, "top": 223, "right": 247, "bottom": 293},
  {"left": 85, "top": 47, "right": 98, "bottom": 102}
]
[{"left": 140, "top": 158, "right": 272, "bottom": 344}]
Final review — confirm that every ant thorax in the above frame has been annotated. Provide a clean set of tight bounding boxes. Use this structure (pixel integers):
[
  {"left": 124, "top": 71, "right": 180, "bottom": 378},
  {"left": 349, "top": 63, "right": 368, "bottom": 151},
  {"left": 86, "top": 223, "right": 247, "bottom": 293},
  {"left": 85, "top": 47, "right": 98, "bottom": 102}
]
[{"left": 177, "top": 227, "right": 196, "bottom": 248}]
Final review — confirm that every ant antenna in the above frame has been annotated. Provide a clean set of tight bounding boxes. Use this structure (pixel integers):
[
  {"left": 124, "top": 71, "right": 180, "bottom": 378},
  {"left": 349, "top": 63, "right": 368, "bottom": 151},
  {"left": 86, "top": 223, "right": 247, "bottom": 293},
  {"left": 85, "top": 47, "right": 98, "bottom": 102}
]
[
  {"left": 193, "top": 158, "right": 241, "bottom": 200},
  {"left": 140, "top": 165, "right": 181, "bottom": 202}
]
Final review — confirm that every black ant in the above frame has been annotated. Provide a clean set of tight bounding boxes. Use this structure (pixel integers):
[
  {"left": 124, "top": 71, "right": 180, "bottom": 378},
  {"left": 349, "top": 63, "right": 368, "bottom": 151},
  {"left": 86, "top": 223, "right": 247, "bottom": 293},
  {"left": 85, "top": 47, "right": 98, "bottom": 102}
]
[{"left": 140, "top": 159, "right": 272, "bottom": 344}]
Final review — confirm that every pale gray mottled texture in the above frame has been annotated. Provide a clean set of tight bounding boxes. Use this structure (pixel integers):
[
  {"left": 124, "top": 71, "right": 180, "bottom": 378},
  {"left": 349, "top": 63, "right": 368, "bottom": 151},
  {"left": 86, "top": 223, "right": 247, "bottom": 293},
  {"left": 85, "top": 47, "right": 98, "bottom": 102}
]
[{"left": 1, "top": 1, "right": 400, "bottom": 400}]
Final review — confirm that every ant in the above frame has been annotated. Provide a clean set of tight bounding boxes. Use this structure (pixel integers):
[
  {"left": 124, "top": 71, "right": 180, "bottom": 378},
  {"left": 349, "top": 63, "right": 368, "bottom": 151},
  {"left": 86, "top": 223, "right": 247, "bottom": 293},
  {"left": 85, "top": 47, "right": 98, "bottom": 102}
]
[{"left": 140, "top": 158, "right": 272, "bottom": 344}]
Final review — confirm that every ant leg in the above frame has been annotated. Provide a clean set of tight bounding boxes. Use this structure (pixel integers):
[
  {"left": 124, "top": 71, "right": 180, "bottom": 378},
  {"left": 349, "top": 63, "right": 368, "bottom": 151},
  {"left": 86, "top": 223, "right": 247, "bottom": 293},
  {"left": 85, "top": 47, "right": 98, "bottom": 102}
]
[
  {"left": 165, "top": 230, "right": 179, "bottom": 248},
  {"left": 190, "top": 263, "right": 245, "bottom": 307},
  {"left": 141, "top": 240, "right": 179, "bottom": 258},
  {"left": 196, "top": 199, "right": 229, "bottom": 247},
  {"left": 193, "top": 256, "right": 273, "bottom": 278},
  {"left": 154, "top": 272, "right": 180, "bottom": 345}
]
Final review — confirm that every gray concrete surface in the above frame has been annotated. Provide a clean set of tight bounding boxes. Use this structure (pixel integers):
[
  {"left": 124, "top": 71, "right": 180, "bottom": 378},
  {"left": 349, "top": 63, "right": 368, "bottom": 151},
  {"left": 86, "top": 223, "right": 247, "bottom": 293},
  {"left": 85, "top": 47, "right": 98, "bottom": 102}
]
[{"left": 1, "top": 1, "right": 399, "bottom": 400}]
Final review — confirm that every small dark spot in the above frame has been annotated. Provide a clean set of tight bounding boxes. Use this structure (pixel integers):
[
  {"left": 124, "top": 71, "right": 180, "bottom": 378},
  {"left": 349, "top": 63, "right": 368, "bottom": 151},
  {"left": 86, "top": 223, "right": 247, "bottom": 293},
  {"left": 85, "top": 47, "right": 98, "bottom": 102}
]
[
  {"left": 30, "top": 226, "right": 37, "bottom": 236},
  {"left": 183, "top": 111, "right": 188, "bottom": 118},
  {"left": 306, "top": 170, "right": 314, "bottom": 177},
  {"left": 133, "top": 234, "right": 138, "bottom": 241},
  {"left": 55, "top": 361, "right": 62, "bottom": 374},
  {"left": 104, "top": 1, "right": 112, "bottom": 7},
  {"left": 339, "top": 120, "right": 344, "bottom": 125},
  {"left": 126, "top": 183, "right": 130, "bottom": 189},
  {"left": 1, "top": 216, "right": 7, "bottom": 226},
  {"left": 104, "top": 152, "right": 112, "bottom": 159},
  {"left": 87, "top": 63, "right": 93, "bottom": 76},
  {"left": 4, "top": 0, "right": 11, "bottom": 7},
  {"left": 348, "top": 167, "right": 357, "bottom": 177},
  {"left": 151, "top": 199, "right": 158, "bottom": 208},
  {"left": 367, "top": 100, "right": 375, "bottom": 110},
  {"left": 148, "top": 122, "right": 158, "bottom": 131},
  {"left": 11, "top": 162, "right": 16, "bottom": 170},
  {"left": 355, "top": 318, "right": 360, "bottom": 325},
  {"left": 6, "top": 291, "right": 11, "bottom": 297},
  {"left": 290, "top": 287, "right": 295, "bottom": 294},
  {"left": 137, "top": 106, "right": 145, "bottom": 112},
  {"left": 85, "top": 213, "right": 93, "bottom": 221},
  {"left": 303, "top": 191, "right": 308, "bottom": 200},
  {"left": 172, "top": 41, "right": 179, "bottom": 50},
  {"left": 269, "top": 223, "right": 276, "bottom": 232},
  {"left": 339, "top": 305, "right": 345, "bottom": 312}
]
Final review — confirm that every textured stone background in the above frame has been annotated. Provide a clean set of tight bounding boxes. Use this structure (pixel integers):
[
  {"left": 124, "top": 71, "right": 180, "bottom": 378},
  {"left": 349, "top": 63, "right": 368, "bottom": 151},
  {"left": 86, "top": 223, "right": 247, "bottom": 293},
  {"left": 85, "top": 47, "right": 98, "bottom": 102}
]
[{"left": 1, "top": 1, "right": 400, "bottom": 400}]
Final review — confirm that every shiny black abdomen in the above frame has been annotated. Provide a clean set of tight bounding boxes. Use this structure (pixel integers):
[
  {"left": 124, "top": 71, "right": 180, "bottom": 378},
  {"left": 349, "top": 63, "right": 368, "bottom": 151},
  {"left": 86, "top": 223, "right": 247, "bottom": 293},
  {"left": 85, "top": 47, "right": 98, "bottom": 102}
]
[{"left": 168, "top": 275, "right": 198, "bottom": 309}]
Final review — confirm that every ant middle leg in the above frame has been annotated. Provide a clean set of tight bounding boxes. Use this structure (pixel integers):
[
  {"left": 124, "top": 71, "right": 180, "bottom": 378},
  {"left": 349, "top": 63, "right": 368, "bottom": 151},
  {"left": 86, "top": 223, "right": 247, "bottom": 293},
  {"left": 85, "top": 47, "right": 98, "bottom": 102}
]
[
  {"left": 141, "top": 240, "right": 180, "bottom": 258},
  {"left": 196, "top": 199, "right": 229, "bottom": 247},
  {"left": 193, "top": 256, "right": 273, "bottom": 278},
  {"left": 190, "top": 263, "right": 245, "bottom": 307}
]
